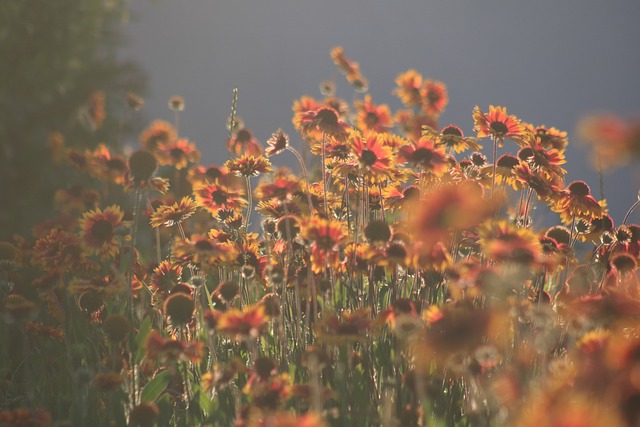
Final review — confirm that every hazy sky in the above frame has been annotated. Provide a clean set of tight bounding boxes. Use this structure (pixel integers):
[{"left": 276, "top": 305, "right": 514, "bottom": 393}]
[{"left": 120, "top": 0, "right": 640, "bottom": 222}]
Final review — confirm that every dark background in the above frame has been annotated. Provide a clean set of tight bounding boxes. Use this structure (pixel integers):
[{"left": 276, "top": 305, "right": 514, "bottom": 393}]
[{"left": 119, "top": 0, "right": 640, "bottom": 223}]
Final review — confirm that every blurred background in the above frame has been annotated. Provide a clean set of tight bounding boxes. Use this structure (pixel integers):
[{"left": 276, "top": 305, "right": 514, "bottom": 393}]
[{"left": 2, "top": 0, "right": 640, "bottom": 237}]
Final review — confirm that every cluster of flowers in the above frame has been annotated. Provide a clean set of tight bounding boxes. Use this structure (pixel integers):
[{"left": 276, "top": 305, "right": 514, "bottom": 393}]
[{"left": 2, "top": 47, "right": 640, "bottom": 426}]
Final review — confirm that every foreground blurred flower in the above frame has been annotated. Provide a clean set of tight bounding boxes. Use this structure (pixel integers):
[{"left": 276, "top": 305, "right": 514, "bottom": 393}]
[
  {"left": 579, "top": 113, "right": 640, "bottom": 169},
  {"left": 316, "top": 308, "right": 376, "bottom": 344},
  {"left": 145, "top": 330, "right": 203, "bottom": 363},
  {"left": 79, "top": 205, "right": 124, "bottom": 259}
]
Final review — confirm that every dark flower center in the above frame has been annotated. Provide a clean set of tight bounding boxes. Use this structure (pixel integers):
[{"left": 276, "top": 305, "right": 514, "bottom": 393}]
[
  {"left": 490, "top": 121, "right": 509, "bottom": 135},
  {"left": 195, "top": 240, "right": 215, "bottom": 251},
  {"left": 211, "top": 189, "right": 229, "bottom": 205},
  {"left": 411, "top": 148, "right": 434, "bottom": 164},
  {"left": 360, "top": 149, "right": 378, "bottom": 167},
  {"left": 91, "top": 219, "right": 113, "bottom": 242},
  {"left": 568, "top": 181, "right": 590, "bottom": 197},
  {"left": 316, "top": 108, "right": 339, "bottom": 126},
  {"left": 427, "top": 90, "right": 441, "bottom": 104},
  {"left": 497, "top": 154, "right": 519, "bottom": 169},
  {"left": 365, "top": 112, "right": 379, "bottom": 127},
  {"left": 441, "top": 125, "right": 463, "bottom": 137},
  {"left": 236, "top": 129, "right": 252, "bottom": 143},
  {"left": 170, "top": 147, "right": 185, "bottom": 159},
  {"left": 106, "top": 158, "right": 127, "bottom": 171}
]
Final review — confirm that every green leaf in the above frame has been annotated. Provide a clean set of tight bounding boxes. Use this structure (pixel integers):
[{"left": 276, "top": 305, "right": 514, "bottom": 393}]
[
  {"left": 140, "top": 370, "right": 172, "bottom": 402},
  {"left": 134, "top": 317, "right": 152, "bottom": 363}
]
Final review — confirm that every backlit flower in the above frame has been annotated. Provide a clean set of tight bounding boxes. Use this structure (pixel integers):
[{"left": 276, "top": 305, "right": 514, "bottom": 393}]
[
  {"left": 300, "top": 107, "right": 350, "bottom": 140},
  {"left": 477, "top": 220, "right": 541, "bottom": 265},
  {"left": 226, "top": 128, "right": 263, "bottom": 156},
  {"left": 354, "top": 95, "right": 393, "bottom": 133},
  {"left": 139, "top": 120, "right": 177, "bottom": 155},
  {"left": 473, "top": 105, "right": 525, "bottom": 145},
  {"left": 394, "top": 69, "right": 423, "bottom": 107},
  {"left": 79, "top": 205, "right": 124, "bottom": 259},
  {"left": 398, "top": 137, "right": 448, "bottom": 175},
  {"left": 216, "top": 304, "right": 270, "bottom": 339},
  {"left": 554, "top": 181, "right": 604, "bottom": 223},
  {"left": 225, "top": 154, "right": 272, "bottom": 177},
  {"left": 195, "top": 182, "right": 246, "bottom": 217},
  {"left": 421, "top": 80, "right": 448, "bottom": 117},
  {"left": 349, "top": 130, "right": 394, "bottom": 180},
  {"left": 159, "top": 138, "right": 200, "bottom": 170},
  {"left": 300, "top": 216, "right": 347, "bottom": 274},
  {"left": 265, "top": 129, "right": 290, "bottom": 157},
  {"left": 90, "top": 144, "right": 129, "bottom": 185},
  {"left": 150, "top": 196, "right": 199, "bottom": 228},
  {"left": 422, "top": 124, "right": 482, "bottom": 153}
]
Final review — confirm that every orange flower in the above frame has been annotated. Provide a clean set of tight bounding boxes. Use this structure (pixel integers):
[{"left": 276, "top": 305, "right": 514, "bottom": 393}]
[
  {"left": 354, "top": 95, "right": 393, "bottom": 133},
  {"left": 172, "top": 235, "right": 238, "bottom": 267},
  {"left": 422, "top": 124, "right": 482, "bottom": 153},
  {"left": 265, "top": 129, "right": 289, "bottom": 157},
  {"left": 54, "top": 185, "right": 100, "bottom": 213},
  {"left": 90, "top": 144, "right": 129, "bottom": 185},
  {"left": 517, "top": 141, "right": 566, "bottom": 180},
  {"left": 79, "top": 205, "right": 124, "bottom": 259},
  {"left": 139, "top": 120, "right": 177, "bottom": 155},
  {"left": 554, "top": 181, "right": 604, "bottom": 224},
  {"left": 225, "top": 154, "right": 272, "bottom": 177},
  {"left": 348, "top": 130, "right": 394, "bottom": 180},
  {"left": 421, "top": 80, "right": 448, "bottom": 117},
  {"left": 477, "top": 220, "right": 541, "bottom": 265},
  {"left": 473, "top": 105, "right": 525, "bottom": 145},
  {"left": 524, "top": 123, "right": 568, "bottom": 152},
  {"left": 195, "top": 182, "right": 246, "bottom": 217},
  {"left": 398, "top": 137, "right": 448, "bottom": 175},
  {"left": 226, "top": 128, "right": 263, "bottom": 156},
  {"left": 216, "top": 304, "right": 270, "bottom": 339},
  {"left": 394, "top": 69, "right": 423, "bottom": 107},
  {"left": 32, "top": 229, "right": 97, "bottom": 272},
  {"left": 394, "top": 109, "right": 438, "bottom": 142},
  {"left": 300, "top": 216, "right": 347, "bottom": 274},
  {"left": 145, "top": 330, "right": 203, "bottom": 363},
  {"left": 315, "top": 308, "right": 375, "bottom": 344},
  {"left": 292, "top": 96, "right": 320, "bottom": 131},
  {"left": 299, "top": 107, "right": 350, "bottom": 140},
  {"left": 150, "top": 196, "right": 198, "bottom": 228},
  {"left": 578, "top": 113, "right": 640, "bottom": 169},
  {"left": 158, "top": 138, "right": 200, "bottom": 170}
]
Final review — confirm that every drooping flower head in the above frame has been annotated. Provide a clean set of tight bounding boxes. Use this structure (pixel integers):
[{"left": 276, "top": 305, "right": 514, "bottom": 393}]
[
  {"left": 226, "top": 128, "right": 263, "bottom": 156},
  {"left": 422, "top": 124, "right": 482, "bottom": 154},
  {"left": 265, "top": 129, "right": 290, "bottom": 157},
  {"left": 300, "top": 107, "right": 350, "bottom": 140},
  {"left": 150, "top": 196, "right": 199, "bottom": 228}
]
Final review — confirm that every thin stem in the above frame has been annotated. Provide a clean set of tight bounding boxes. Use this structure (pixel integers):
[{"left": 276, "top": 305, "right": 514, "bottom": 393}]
[
  {"left": 244, "top": 177, "right": 252, "bottom": 233},
  {"left": 287, "top": 146, "right": 314, "bottom": 214},
  {"left": 321, "top": 132, "right": 328, "bottom": 217},
  {"left": 622, "top": 198, "right": 640, "bottom": 225},
  {"left": 491, "top": 136, "right": 501, "bottom": 197}
]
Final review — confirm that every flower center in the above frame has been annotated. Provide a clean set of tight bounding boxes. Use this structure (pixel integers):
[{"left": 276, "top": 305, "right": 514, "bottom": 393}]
[
  {"left": 441, "top": 125, "right": 463, "bottom": 137},
  {"left": 315, "top": 108, "right": 339, "bottom": 126},
  {"left": 568, "top": 181, "right": 590, "bottom": 197},
  {"left": 411, "top": 148, "right": 434, "bottom": 164},
  {"left": 91, "top": 219, "right": 113, "bottom": 242},
  {"left": 365, "top": 112, "right": 379, "bottom": 127},
  {"left": 360, "top": 149, "right": 378, "bottom": 167},
  {"left": 236, "top": 129, "right": 252, "bottom": 143},
  {"left": 195, "top": 240, "right": 214, "bottom": 251},
  {"left": 211, "top": 189, "right": 229, "bottom": 205},
  {"left": 490, "top": 121, "right": 509, "bottom": 135}
]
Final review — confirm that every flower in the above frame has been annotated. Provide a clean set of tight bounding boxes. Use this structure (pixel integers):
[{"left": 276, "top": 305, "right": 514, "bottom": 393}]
[
  {"left": 422, "top": 124, "right": 482, "bottom": 153},
  {"left": 216, "top": 304, "right": 270, "bottom": 339},
  {"left": 315, "top": 308, "right": 375, "bottom": 344},
  {"left": 163, "top": 293, "right": 195, "bottom": 326},
  {"left": 195, "top": 182, "right": 246, "bottom": 217},
  {"left": 398, "top": 137, "right": 448, "bottom": 175},
  {"left": 150, "top": 197, "right": 199, "bottom": 228},
  {"left": 168, "top": 95, "right": 185, "bottom": 111},
  {"left": 90, "top": 144, "right": 129, "bottom": 185},
  {"left": 79, "top": 205, "right": 124, "bottom": 259},
  {"left": 348, "top": 130, "right": 394, "bottom": 180},
  {"left": 299, "top": 107, "right": 350, "bottom": 139},
  {"left": 128, "top": 150, "right": 158, "bottom": 184},
  {"left": 300, "top": 216, "right": 347, "bottom": 274},
  {"left": 473, "top": 105, "right": 525, "bottom": 145},
  {"left": 139, "top": 120, "right": 177, "bottom": 155},
  {"left": 421, "top": 80, "right": 448, "bottom": 117},
  {"left": 226, "top": 128, "right": 263, "bottom": 156},
  {"left": 225, "top": 154, "right": 272, "bottom": 177},
  {"left": 553, "top": 181, "right": 604, "bottom": 224},
  {"left": 477, "top": 220, "right": 542, "bottom": 265},
  {"left": 158, "top": 138, "right": 200, "bottom": 170},
  {"left": 265, "top": 129, "right": 289, "bottom": 157},
  {"left": 578, "top": 113, "right": 640, "bottom": 169},
  {"left": 145, "top": 331, "right": 203, "bottom": 363},
  {"left": 394, "top": 69, "right": 423, "bottom": 107},
  {"left": 354, "top": 95, "right": 393, "bottom": 133}
]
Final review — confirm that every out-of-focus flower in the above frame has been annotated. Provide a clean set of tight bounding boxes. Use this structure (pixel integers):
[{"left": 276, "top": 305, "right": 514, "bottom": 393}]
[
  {"left": 421, "top": 80, "right": 448, "bottom": 117},
  {"left": 578, "top": 113, "right": 640, "bottom": 169},
  {"left": 316, "top": 308, "right": 376, "bottom": 345},
  {"left": 300, "top": 107, "right": 350, "bottom": 140},
  {"left": 90, "top": 144, "right": 129, "bottom": 185},
  {"left": 78, "top": 205, "right": 124, "bottom": 259},
  {"left": 158, "top": 138, "right": 200, "bottom": 170},
  {"left": 394, "top": 69, "right": 423, "bottom": 107},
  {"left": 139, "top": 120, "right": 177, "bottom": 155},
  {"left": 553, "top": 181, "right": 604, "bottom": 224},
  {"left": 300, "top": 216, "right": 347, "bottom": 274},
  {"left": 227, "top": 128, "right": 263, "bottom": 156},
  {"left": 145, "top": 331, "right": 203, "bottom": 363},
  {"left": 477, "top": 220, "right": 541, "bottom": 265},
  {"left": 354, "top": 95, "right": 393, "bottom": 133},
  {"left": 216, "top": 304, "right": 270, "bottom": 339},
  {"left": 398, "top": 137, "right": 448, "bottom": 175}
]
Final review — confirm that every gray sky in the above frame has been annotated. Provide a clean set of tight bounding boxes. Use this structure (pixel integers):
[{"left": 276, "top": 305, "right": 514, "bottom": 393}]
[{"left": 119, "top": 0, "right": 640, "bottom": 223}]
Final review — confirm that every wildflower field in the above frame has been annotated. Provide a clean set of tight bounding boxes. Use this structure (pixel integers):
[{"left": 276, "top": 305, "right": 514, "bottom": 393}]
[{"left": 2, "top": 44, "right": 640, "bottom": 427}]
